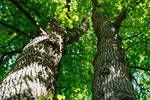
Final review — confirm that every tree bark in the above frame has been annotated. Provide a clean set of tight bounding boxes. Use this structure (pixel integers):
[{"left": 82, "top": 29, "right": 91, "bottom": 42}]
[
  {"left": 0, "top": 18, "right": 88, "bottom": 99},
  {"left": 0, "top": 30, "right": 64, "bottom": 99},
  {"left": 91, "top": 0, "right": 136, "bottom": 99}
]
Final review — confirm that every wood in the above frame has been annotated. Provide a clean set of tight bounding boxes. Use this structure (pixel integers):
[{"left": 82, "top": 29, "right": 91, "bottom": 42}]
[
  {"left": 91, "top": 0, "right": 136, "bottom": 99},
  {"left": 0, "top": 30, "right": 64, "bottom": 99}
]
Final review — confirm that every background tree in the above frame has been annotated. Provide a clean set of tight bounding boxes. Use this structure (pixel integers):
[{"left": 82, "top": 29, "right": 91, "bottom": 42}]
[
  {"left": 0, "top": 0, "right": 150, "bottom": 99},
  {"left": 91, "top": 0, "right": 136, "bottom": 99}
]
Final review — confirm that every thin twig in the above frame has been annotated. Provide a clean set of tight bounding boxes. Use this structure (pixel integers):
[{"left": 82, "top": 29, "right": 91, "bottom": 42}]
[
  {"left": 123, "top": 32, "right": 142, "bottom": 40},
  {"left": 125, "top": 38, "right": 150, "bottom": 50},
  {"left": 131, "top": 66, "right": 150, "bottom": 71}
]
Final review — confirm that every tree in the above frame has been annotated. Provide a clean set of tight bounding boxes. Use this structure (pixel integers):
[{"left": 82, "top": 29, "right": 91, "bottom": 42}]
[
  {"left": 0, "top": 20, "right": 88, "bottom": 99},
  {"left": 0, "top": 0, "right": 150, "bottom": 99},
  {"left": 0, "top": 1, "right": 89, "bottom": 99},
  {"left": 0, "top": 0, "right": 88, "bottom": 99},
  {"left": 91, "top": 0, "right": 135, "bottom": 99}
]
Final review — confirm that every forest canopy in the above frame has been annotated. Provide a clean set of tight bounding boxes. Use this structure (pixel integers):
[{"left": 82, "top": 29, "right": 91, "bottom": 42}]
[{"left": 0, "top": 0, "right": 150, "bottom": 99}]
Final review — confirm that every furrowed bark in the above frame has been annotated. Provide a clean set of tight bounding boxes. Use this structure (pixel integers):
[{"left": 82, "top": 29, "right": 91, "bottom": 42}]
[
  {"left": 0, "top": 29, "right": 64, "bottom": 99},
  {"left": 91, "top": 0, "right": 136, "bottom": 99},
  {"left": 0, "top": 18, "right": 88, "bottom": 99}
]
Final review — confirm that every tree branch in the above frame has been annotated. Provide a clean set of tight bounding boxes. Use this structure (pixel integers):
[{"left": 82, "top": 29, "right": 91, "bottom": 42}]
[
  {"left": 125, "top": 38, "right": 150, "bottom": 50},
  {"left": 67, "top": 17, "right": 89, "bottom": 44},
  {"left": 123, "top": 32, "right": 142, "bottom": 40},
  {"left": 9, "top": 0, "right": 38, "bottom": 28},
  {"left": 133, "top": 76, "right": 150, "bottom": 95},
  {"left": 22, "top": 4, "right": 50, "bottom": 29},
  {"left": 0, "top": 35, "right": 20, "bottom": 48},
  {"left": 133, "top": 76, "right": 143, "bottom": 96},
  {"left": 113, "top": 8, "right": 127, "bottom": 32},
  {"left": 0, "top": 20, "right": 33, "bottom": 38},
  {"left": 47, "top": 17, "right": 89, "bottom": 44},
  {"left": 65, "top": 0, "right": 71, "bottom": 18},
  {"left": 131, "top": 66, "right": 150, "bottom": 71},
  {"left": 91, "top": 0, "right": 100, "bottom": 8}
]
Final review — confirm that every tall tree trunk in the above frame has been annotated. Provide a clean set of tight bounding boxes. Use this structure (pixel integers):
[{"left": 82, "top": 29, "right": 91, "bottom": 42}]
[
  {"left": 0, "top": 19, "right": 88, "bottom": 99},
  {"left": 0, "top": 30, "right": 64, "bottom": 99},
  {"left": 91, "top": 0, "right": 136, "bottom": 99}
]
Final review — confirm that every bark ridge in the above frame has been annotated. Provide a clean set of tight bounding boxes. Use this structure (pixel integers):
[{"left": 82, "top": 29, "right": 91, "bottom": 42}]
[{"left": 0, "top": 31, "right": 64, "bottom": 99}]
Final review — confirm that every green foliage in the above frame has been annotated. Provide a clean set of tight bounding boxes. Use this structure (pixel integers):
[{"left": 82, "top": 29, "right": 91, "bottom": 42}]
[
  {"left": 57, "top": 28, "right": 96, "bottom": 99},
  {"left": 0, "top": 0, "right": 149, "bottom": 99}
]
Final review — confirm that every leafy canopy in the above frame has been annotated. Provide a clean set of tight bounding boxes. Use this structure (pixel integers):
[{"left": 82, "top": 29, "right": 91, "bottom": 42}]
[{"left": 0, "top": 0, "right": 149, "bottom": 99}]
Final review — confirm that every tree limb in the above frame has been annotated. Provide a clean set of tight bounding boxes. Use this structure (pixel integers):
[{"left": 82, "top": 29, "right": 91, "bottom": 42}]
[
  {"left": 67, "top": 17, "right": 89, "bottom": 44},
  {"left": 47, "top": 17, "right": 89, "bottom": 44},
  {"left": 22, "top": 4, "right": 50, "bottom": 29},
  {"left": 65, "top": 0, "right": 71, "bottom": 18},
  {"left": 91, "top": 0, "right": 100, "bottom": 8},
  {"left": 0, "top": 20, "right": 33, "bottom": 38},
  {"left": 113, "top": 8, "right": 127, "bottom": 32},
  {"left": 0, "top": 35, "right": 20, "bottom": 49},
  {"left": 132, "top": 76, "right": 143, "bottom": 96},
  {"left": 133, "top": 76, "right": 150, "bottom": 95},
  {"left": 131, "top": 66, "right": 150, "bottom": 71},
  {"left": 123, "top": 32, "right": 142, "bottom": 40},
  {"left": 9, "top": 0, "right": 38, "bottom": 28},
  {"left": 125, "top": 38, "right": 150, "bottom": 50}
]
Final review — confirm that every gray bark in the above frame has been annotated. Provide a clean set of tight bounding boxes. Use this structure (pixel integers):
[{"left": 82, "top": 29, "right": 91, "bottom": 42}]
[
  {"left": 0, "top": 30, "right": 64, "bottom": 99},
  {"left": 91, "top": 0, "right": 136, "bottom": 99},
  {"left": 0, "top": 18, "right": 88, "bottom": 99}
]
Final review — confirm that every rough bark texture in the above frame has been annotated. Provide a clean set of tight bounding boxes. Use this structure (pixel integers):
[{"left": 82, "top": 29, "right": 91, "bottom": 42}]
[
  {"left": 0, "top": 30, "right": 64, "bottom": 99},
  {"left": 0, "top": 18, "right": 88, "bottom": 99},
  {"left": 91, "top": 1, "right": 136, "bottom": 100}
]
